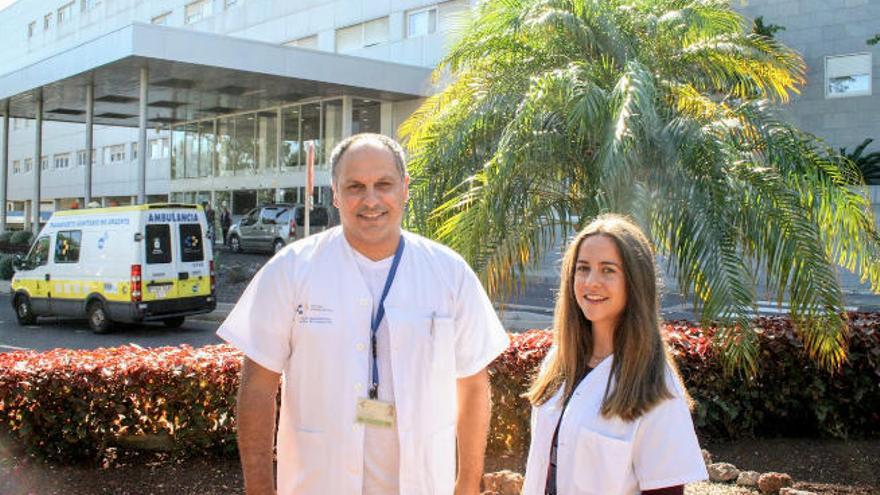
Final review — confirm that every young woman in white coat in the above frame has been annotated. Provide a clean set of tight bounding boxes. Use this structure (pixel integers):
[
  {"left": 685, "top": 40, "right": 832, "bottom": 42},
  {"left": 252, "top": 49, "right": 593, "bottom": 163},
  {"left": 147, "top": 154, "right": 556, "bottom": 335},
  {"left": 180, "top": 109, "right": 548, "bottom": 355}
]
[{"left": 523, "top": 214, "right": 707, "bottom": 495}]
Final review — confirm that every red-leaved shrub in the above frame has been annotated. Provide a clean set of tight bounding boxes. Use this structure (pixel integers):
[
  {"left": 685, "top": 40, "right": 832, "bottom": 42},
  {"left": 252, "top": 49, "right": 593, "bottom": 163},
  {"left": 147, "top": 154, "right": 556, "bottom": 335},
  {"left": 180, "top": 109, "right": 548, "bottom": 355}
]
[
  {"left": 0, "top": 344, "right": 241, "bottom": 461},
  {"left": 1, "top": 313, "right": 878, "bottom": 462}
]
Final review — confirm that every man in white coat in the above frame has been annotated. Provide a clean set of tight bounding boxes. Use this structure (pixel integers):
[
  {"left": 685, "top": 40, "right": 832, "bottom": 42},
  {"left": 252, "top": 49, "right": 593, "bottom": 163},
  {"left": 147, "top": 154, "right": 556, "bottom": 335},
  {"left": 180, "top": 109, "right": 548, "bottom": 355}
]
[{"left": 217, "top": 133, "right": 510, "bottom": 495}]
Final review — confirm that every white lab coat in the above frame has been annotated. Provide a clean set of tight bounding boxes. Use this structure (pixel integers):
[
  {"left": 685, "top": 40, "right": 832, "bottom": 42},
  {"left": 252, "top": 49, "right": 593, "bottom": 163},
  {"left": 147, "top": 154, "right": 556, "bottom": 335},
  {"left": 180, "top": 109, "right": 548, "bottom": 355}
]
[
  {"left": 218, "top": 227, "right": 509, "bottom": 495},
  {"left": 522, "top": 355, "right": 708, "bottom": 495}
]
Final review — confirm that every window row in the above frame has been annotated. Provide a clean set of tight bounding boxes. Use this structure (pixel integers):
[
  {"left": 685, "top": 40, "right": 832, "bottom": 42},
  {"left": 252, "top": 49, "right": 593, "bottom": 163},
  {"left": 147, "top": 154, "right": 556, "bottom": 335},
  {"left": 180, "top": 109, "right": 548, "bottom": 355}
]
[
  {"left": 28, "top": 0, "right": 243, "bottom": 38},
  {"left": 169, "top": 98, "right": 381, "bottom": 179},
  {"left": 284, "top": 5, "right": 442, "bottom": 53},
  {"left": 28, "top": 0, "right": 95, "bottom": 38},
  {"left": 155, "top": 0, "right": 240, "bottom": 26},
  {"left": 10, "top": 139, "right": 170, "bottom": 175}
]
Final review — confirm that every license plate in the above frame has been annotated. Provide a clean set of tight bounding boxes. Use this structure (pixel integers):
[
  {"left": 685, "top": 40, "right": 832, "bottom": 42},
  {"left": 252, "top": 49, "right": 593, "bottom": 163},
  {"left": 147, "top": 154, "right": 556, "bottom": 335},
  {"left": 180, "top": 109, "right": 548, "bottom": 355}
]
[{"left": 148, "top": 284, "right": 171, "bottom": 298}]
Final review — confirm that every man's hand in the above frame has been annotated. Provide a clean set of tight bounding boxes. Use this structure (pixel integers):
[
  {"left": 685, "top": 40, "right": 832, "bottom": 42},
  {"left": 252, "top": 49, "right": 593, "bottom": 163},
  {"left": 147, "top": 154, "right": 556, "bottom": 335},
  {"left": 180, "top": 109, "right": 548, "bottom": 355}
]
[
  {"left": 455, "top": 368, "right": 491, "bottom": 495},
  {"left": 237, "top": 357, "right": 281, "bottom": 495}
]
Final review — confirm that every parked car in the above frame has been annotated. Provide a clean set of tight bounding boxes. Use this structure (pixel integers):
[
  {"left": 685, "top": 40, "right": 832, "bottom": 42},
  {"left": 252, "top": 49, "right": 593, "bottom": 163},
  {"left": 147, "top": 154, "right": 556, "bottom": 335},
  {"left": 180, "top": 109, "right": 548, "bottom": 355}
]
[{"left": 227, "top": 204, "right": 332, "bottom": 253}]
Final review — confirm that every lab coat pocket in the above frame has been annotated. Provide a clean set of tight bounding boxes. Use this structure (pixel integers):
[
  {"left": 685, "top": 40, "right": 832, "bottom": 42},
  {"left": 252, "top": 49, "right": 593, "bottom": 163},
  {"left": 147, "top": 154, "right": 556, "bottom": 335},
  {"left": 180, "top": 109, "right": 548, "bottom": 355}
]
[
  {"left": 430, "top": 316, "right": 455, "bottom": 371},
  {"left": 572, "top": 427, "right": 633, "bottom": 495},
  {"left": 285, "top": 429, "right": 325, "bottom": 493},
  {"left": 429, "top": 424, "right": 456, "bottom": 495}
]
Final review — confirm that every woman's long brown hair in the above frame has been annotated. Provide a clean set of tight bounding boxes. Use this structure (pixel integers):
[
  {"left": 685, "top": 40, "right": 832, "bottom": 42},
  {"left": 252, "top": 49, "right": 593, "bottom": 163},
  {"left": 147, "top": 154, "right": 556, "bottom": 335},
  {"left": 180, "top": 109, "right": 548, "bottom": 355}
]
[{"left": 527, "top": 214, "right": 686, "bottom": 421}]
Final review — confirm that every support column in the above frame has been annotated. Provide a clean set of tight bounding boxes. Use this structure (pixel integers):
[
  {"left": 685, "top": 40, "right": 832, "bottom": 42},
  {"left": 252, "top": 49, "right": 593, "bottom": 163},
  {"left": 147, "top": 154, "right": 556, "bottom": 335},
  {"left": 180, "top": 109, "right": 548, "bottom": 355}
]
[
  {"left": 342, "top": 96, "right": 353, "bottom": 138},
  {"left": 276, "top": 107, "right": 282, "bottom": 172},
  {"left": 212, "top": 118, "right": 219, "bottom": 177},
  {"left": 137, "top": 66, "right": 148, "bottom": 204},
  {"left": 84, "top": 82, "right": 94, "bottom": 204},
  {"left": 32, "top": 94, "right": 42, "bottom": 235},
  {"left": 1, "top": 102, "right": 9, "bottom": 233}
]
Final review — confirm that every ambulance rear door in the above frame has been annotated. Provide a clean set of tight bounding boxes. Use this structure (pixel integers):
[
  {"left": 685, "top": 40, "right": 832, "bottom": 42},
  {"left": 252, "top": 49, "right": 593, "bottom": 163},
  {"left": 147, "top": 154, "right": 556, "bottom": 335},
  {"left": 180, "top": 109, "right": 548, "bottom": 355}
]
[
  {"left": 142, "top": 222, "right": 179, "bottom": 301},
  {"left": 175, "top": 216, "right": 211, "bottom": 298}
]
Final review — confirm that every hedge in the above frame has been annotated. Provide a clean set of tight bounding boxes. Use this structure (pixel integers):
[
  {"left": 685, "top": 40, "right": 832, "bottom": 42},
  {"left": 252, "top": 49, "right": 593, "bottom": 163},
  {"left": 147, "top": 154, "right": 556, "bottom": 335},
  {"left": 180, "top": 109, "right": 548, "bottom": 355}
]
[
  {"left": 1, "top": 314, "right": 878, "bottom": 463},
  {"left": 9, "top": 230, "right": 32, "bottom": 246},
  {"left": 0, "top": 345, "right": 241, "bottom": 462},
  {"left": 0, "top": 254, "right": 15, "bottom": 280}
]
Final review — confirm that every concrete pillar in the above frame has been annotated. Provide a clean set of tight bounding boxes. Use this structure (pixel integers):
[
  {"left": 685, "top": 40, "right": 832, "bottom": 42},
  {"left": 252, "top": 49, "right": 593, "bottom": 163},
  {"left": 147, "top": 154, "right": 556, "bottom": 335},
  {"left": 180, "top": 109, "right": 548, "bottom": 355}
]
[
  {"left": 276, "top": 107, "right": 282, "bottom": 172},
  {"left": 1, "top": 102, "right": 9, "bottom": 233},
  {"left": 84, "top": 82, "right": 94, "bottom": 204},
  {"left": 212, "top": 118, "right": 219, "bottom": 177},
  {"left": 137, "top": 66, "right": 148, "bottom": 204},
  {"left": 32, "top": 94, "right": 42, "bottom": 235},
  {"left": 381, "top": 101, "right": 393, "bottom": 137},
  {"left": 342, "top": 96, "right": 353, "bottom": 138}
]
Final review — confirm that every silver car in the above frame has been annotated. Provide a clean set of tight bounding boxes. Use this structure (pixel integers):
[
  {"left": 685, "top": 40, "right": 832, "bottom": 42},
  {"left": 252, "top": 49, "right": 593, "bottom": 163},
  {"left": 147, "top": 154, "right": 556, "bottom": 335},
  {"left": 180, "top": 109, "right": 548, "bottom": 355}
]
[
  {"left": 227, "top": 204, "right": 294, "bottom": 254},
  {"left": 227, "top": 204, "right": 331, "bottom": 254}
]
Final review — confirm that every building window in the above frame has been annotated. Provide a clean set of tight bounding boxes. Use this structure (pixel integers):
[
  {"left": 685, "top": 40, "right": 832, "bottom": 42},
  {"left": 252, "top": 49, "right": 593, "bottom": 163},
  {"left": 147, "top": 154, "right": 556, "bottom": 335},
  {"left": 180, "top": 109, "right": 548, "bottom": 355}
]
[
  {"left": 24, "top": 158, "right": 32, "bottom": 173},
  {"left": 57, "top": 2, "right": 74, "bottom": 26},
  {"left": 353, "top": 99, "right": 381, "bottom": 134},
  {"left": 407, "top": 7, "right": 437, "bottom": 38},
  {"left": 131, "top": 142, "right": 138, "bottom": 160},
  {"left": 336, "top": 17, "right": 389, "bottom": 53},
  {"left": 54, "top": 153, "right": 71, "bottom": 169},
  {"left": 185, "top": 0, "right": 211, "bottom": 24},
  {"left": 826, "top": 53, "right": 872, "bottom": 98},
  {"left": 12, "top": 160, "right": 20, "bottom": 174},
  {"left": 43, "top": 13, "right": 52, "bottom": 30},
  {"left": 27, "top": 21, "right": 36, "bottom": 39},
  {"left": 80, "top": 0, "right": 100, "bottom": 12},
  {"left": 151, "top": 11, "right": 171, "bottom": 25},
  {"left": 41, "top": 156, "right": 48, "bottom": 171},
  {"left": 104, "top": 144, "right": 126, "bottom": 164},
  {"left": 284, "top": 35, "right": 318, "bottom": 50},
  {"left": 150, "top": 138, "right": 170, "bottom": 159},
  {"left": 78, "top": 148, "right": 96, "bottom": 165}
]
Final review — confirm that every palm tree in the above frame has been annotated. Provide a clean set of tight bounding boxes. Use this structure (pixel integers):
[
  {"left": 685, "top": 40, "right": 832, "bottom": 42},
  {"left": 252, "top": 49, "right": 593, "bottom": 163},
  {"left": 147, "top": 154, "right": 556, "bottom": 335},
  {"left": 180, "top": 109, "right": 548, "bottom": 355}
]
[
  {"left": 401, "top": 0, "right": 880, "bottom": 372},
  {"left": 840, "top": 138, "right": 880, "bottom": 185}
]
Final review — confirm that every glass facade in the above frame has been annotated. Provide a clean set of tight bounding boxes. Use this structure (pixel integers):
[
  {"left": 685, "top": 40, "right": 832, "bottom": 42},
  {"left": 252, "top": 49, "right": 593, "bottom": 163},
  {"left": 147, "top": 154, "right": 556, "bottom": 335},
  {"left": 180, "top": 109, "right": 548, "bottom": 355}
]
[
  {"left": 172, "top": 97, "right": 358, "bottom": 179},
  {"left": 170, "top": 96, "right": 382, "bottom": 220}
]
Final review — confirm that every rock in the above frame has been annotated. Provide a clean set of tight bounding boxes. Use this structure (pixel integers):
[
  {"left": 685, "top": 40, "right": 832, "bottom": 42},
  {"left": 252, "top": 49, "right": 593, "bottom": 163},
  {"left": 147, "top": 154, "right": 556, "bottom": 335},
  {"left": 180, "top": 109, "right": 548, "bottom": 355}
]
[
  {"left": 481, "top": 470, "right": 524, "bottom": 495},
  {"left": 779, "top": 489, "right": 817, "bottom": 495},
  {"left": 701, "top": 448, "right": 713, "bottom": 466},
  {"left": 736, "top": 470, "right": 760, "bottom": 487},
  {"left": 758, "top": 472, "right": 793, "bottom": 493},
  {"left": 707, "top": 462, "right": 740, "bottom": 482}
]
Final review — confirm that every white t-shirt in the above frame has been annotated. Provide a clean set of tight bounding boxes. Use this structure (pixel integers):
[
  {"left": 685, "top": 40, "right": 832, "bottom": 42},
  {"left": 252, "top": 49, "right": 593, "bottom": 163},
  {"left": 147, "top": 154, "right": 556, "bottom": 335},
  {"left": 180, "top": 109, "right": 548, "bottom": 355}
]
[{"left": 352, "top": 249, "right": 400, "bottom": 495}]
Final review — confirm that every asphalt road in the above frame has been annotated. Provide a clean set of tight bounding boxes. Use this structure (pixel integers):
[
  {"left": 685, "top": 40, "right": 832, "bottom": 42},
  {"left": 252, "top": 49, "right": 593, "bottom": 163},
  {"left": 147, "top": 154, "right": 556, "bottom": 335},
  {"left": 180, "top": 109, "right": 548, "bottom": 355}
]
[{"left": 0, "top": 293, "right": 224, "bottom": 352}]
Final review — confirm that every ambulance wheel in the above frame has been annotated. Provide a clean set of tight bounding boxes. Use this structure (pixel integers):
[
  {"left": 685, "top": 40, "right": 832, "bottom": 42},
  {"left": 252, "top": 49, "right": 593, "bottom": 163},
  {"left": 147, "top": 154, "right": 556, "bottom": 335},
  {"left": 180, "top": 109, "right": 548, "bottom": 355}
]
[
  {"left": 162, "top": 316, "right": 186, "bottom": 328},
  {"left": 273, "top": 239, "right": 285, "bottom": 254},
  {"left": 229, "top": 235, "right": 242, "bottom": 253},
  {"left": 14, "top": 294, "right": 36, "bottom": 326},
  {"left": 87, "top": 301, "right": 113, "bottom": 334}
]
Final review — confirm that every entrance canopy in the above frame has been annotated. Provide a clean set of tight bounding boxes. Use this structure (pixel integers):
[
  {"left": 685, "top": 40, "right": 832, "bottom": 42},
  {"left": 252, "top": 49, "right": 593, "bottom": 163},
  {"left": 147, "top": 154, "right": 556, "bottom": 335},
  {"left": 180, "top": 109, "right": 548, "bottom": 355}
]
[{"left": 0, "top": 22, "right": 433, "bottom": 127}]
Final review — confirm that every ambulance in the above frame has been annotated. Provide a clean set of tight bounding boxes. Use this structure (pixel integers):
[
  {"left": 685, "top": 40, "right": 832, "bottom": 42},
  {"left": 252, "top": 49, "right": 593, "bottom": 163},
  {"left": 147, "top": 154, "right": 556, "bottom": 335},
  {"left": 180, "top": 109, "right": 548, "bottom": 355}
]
[{"left": 11, "top": 203, "right": 217, "bottom": 333}]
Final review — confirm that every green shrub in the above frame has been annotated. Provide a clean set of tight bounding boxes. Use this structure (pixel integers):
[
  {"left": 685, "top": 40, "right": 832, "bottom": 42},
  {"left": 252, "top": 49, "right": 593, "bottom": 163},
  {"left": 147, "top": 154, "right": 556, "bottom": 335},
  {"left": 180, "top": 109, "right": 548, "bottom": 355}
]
[
  {"left": 1, "top": 315, "right": 878, "bottom": 463},
  {"left": 9, "top": 230, "right": 32, "bottom": 246},
  {"left": 0, "top": 255, "right": 15, "bottom": 280},
  {"left": 487, "top": 315, "right": 880, "bottom": 459},
  {"left": 0, "top": 231, "right": 13, "bottom": 244}
]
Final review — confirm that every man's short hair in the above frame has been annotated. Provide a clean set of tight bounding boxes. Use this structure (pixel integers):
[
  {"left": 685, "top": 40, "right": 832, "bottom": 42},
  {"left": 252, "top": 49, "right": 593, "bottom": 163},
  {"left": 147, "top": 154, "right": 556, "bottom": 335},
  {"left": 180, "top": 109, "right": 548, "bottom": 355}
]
[{"left": 329, "top": 133, "right": 407, "bottom": 185}]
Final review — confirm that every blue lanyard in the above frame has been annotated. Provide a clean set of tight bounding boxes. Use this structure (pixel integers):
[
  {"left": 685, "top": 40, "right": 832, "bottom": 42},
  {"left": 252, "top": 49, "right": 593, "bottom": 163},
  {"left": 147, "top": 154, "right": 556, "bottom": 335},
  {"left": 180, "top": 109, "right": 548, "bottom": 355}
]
[{"left": 369, "top": 235, "right": 405, "bottom": 400}]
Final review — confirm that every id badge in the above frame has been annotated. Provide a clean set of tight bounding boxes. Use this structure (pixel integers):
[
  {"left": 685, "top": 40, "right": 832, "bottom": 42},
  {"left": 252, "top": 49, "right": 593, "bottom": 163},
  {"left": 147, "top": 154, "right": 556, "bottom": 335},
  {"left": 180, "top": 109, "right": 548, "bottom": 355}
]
[{"left": 356, "top": 398, "right": 395, "bottom": 428}]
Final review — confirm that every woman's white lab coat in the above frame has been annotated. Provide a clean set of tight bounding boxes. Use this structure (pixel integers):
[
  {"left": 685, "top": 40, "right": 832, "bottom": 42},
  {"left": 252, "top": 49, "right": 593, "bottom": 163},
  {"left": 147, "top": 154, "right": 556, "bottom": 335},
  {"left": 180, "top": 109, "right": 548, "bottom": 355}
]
[{"left": 522, "top": 356, "right": 708, "bottom": 495}]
